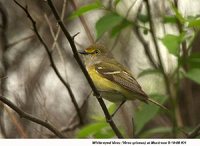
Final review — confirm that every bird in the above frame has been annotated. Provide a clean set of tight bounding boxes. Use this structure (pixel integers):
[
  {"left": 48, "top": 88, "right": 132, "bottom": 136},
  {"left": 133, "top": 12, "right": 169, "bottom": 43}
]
[{"left": 79, "top": 44, "right": 168, "bottom": 116}]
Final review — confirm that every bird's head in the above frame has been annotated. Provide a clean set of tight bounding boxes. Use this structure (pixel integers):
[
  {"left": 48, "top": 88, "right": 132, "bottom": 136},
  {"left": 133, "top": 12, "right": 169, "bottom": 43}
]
[{"left": 79, "top": 44, "right": 111, "bottom": 57}]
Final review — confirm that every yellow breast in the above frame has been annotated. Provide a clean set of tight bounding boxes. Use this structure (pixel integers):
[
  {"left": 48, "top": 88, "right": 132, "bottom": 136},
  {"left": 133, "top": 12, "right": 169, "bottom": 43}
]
[
  {"left": 88, "top": 66, "right": 118, "bottom": 90},
  {"left": 87, "top": 66, "right": 136, "bottom": 102}
]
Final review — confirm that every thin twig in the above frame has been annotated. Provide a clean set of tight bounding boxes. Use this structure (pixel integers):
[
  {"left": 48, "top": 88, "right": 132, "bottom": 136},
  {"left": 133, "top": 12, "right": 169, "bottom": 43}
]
[
  {"left": 134, "top": 27, "right": 158, "bottom": 68},
  {"left": 111, "top": 0, "right": 137, "bottom": 51},
  {"left": 173, "top": 0, "right": 195, "bottom": 126},
  {"left": 13, "top": 0, "right": 84, "bottom": 125},
  {"left": 44, "top": 0, "right": 66, "bottom": 64},
  {"left": 144, "top": 0, "right": 164, "bottom": 73},
  {"left": 44, "top": 14, "right": 65, "bottom": 66},
  {"left": 0, "top": 95, "right": 65, "bottom": 138},
  {"left": 144, "top": 0, "right": 176, "bottom": 137},
  {"left": 44, "top": 0, "right": 82, "bottom": 124},
  {"left": 69, "top": 0, "right": 94, "bottom": 43},
  {"left": 7, "top": 34, "right": 34, "bottom": 48},
  {"left": 134, "top": 4, "right": 158, "bottom": 68},
  {"left": 131, "top": 117, "right": 136, "bottom": 138},
  {"left": 47, "top": 0, "right": 123, "bottom": 138}
]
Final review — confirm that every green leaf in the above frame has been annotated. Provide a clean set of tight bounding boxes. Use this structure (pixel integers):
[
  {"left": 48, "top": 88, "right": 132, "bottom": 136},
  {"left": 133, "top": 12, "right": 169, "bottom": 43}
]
[
  {"left": 96, "top": 12, "right": 124, "bottom": 39},
  {"left": 163, "top": 15, "right": 178, "bottom": 24},
  {"left": 187, "top": 53, "right": 200, "bottom": 68},
  {"left": 140, "top": 127, "right": 171, "bottom": 138},
  {"left": 185, "top": 68, "right": 200, "bottom": 84},
  {"left": 187, "top": 15, "right": 200, "bottom": 20},
  {"left": 93, "top": 128, "right": 115, "bottom": 138},
  {"left": 134, "top": 94, "right": 167, "bottom": 135},
  {"left": 143, "top": 28, "right": 149, "bottom": 35},
  {"left": 138, "top": 14, "right": 149, "bottom": 23},
  {"left": 90, "top": 115, "right": 105, "bottom": 122},
  {"left": 160, "top": 34, "right": 184, "bottom": 56},
  {"left": 137, "top": 69, "right": 161, "bottom": 78},
  {"left": 77, "top": 122, "right": 108, "bottom": 138},
  {"left": 111, "top": 20, "right": 131, "bottom": 37},
  {"left": 69, "top": 2, "right": 102, "bottom": 19},
  {"left": 188, "top": 18, "right": 200, "bottom": 28},
  {"left": 168, "top": 0, "right": 185, "bottom": 24},
  {"left": 108, "top": 103, "right": 117, "bottom": 115},
  {"left": 114, "top": 0, "right": 121, "bottom": 6}
]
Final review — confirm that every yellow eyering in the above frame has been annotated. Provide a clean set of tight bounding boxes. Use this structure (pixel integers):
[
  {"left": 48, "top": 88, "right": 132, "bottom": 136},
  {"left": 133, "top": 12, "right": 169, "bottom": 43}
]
[{"left": 85, "top": 47, "right": 96, "bottom": 54}]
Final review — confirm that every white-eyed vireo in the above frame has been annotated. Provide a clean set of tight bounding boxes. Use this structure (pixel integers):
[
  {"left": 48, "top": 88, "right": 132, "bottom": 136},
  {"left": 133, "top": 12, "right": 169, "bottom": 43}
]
[{"left": 79, "top": 44, "right": 167, "bottom": 113}]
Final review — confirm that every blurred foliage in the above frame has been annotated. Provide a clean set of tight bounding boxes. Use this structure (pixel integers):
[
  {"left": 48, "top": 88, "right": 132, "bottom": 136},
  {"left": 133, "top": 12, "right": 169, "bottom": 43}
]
[
  {"left": 70, "top": 0, "right": 200, "bottom": 138},
  {"left": 134, "top": 94, "right": 167, "bottom": 135},
  {"left": 95, "top": 12, "right": 131, "bottom": 39},
  {"left": 137, "top": 69, "right": 162, "bottom": 79},
  {"left": 69, "top": 1, "right": 103, "bottom": 19},
  {"left": 139, "top": 127, "right": 171, "bottom": 138},
  {"left": 186, "top": 53, "right": 200, "bottom": 68},
  {"left": 76, "top": 104, "right": 123, "bottom": 138},
  {"left": 160, "top": 33, "right": 185, "bottom": 56},
  {"left": 163, "top": 15, "right": 178, "bottom": 24},
  {"left": 76, "top": 122, "right": 114, "bottom": 138},
  {"left": 185, "top": 68, "right": 200, "bottom": 84}
]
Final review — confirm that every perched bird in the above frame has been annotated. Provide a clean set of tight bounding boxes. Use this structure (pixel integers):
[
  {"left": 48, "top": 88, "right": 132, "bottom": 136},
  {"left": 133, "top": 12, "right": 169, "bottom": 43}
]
[{"left": 79, "top": 44, "right": 167, "bottom": 115}]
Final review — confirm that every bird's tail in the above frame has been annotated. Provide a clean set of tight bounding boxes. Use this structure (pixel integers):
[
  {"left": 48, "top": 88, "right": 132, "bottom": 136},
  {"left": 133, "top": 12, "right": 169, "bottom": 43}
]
[{"left": 147, "top": 98, "right": 169, "bottom": 113}]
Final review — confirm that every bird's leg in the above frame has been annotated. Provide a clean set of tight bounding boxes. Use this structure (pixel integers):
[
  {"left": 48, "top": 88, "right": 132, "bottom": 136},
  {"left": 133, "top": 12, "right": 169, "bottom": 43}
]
[{"left": 111, "top": 100, "right": 126, "bottom": 117}]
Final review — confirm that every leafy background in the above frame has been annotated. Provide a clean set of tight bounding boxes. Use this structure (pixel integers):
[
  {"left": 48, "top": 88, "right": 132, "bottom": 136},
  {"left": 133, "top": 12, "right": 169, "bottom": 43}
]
[{"left": 0, "top": 0, "right": 200, "bottom": 138}]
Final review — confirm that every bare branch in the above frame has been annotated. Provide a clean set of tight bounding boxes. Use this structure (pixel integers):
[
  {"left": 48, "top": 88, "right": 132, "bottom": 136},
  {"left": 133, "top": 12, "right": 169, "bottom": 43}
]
[
  {"left": 7, "top": 34, "right": 34, "bottom": 48},
  {"left": 72, "top": 32, "right": 80, "bottom": 40},
  {"left": 69, "top": 0, "right": 94, "bottom": 43},
  {"left": 13, "top": 0, "right": 84, "bottom": 125},
  {"left": 0, "top": 95, "right": 65, "bottom": 138},
  {"left": 144, "top": 0, "right": 164, "bottom": 72},
  {"left": 47, "top": 0, "right": 123, "bottom": 138}
]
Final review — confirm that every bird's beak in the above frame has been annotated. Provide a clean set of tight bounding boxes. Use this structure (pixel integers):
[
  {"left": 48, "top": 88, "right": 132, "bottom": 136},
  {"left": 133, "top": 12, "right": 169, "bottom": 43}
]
[{"left": 78, "top": 50, "right": 90, "bottom": 55}]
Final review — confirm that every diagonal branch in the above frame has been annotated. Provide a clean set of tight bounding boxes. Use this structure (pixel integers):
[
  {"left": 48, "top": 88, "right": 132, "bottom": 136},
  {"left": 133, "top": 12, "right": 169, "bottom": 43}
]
[
  {"left": 47, "top": 0, "right": 123, "bottom": 138},
  {"left": 13, "top": 0, "right": 84, "bottom": 125},
  {"left": 187, "top": 123, "right": 200, "bottom": 138},
  {"left": 0, "top": 95, "right": 65, "bottom": 138}
]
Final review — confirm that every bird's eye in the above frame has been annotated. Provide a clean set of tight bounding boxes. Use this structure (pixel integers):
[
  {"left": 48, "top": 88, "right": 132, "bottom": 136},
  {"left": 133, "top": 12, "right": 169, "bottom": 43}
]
[{"left": 95, "top": 49, "right": 100, "bottom": 54}]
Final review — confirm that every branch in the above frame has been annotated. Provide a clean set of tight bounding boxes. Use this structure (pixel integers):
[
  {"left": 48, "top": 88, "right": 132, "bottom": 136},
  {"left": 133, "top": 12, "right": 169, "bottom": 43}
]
[
  {"left": 7, "top": 34, "right": 34, "bottom": 48},
  {"left": 144, "top": 0, "right": 164, "bottom": 73},
  {"left": 69, "top": 0, "right": 94, "bottom": 43},
  {"left": 134, "top": 4, "right": 158, "bottom": 69},
  {"left": 187, "top": 123, "right": 200, "bottom": 138},
  {"left": 13, "top": 0, "right": 84, "bottom": 125},
  {"left": 144, "top": 0, "right": 172, "bottom": 95},
  {"left": 144, "top": 0, "right": 178, "bottom": 137},
  {"left": 0, "top": 95, "right": 65, "bottom": 138},
  {"left": 173, "top": 0, "right": 195, "bottom": 126},
  {"left": 47, "top": 0, "right": 123, "bottom": 138}
]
